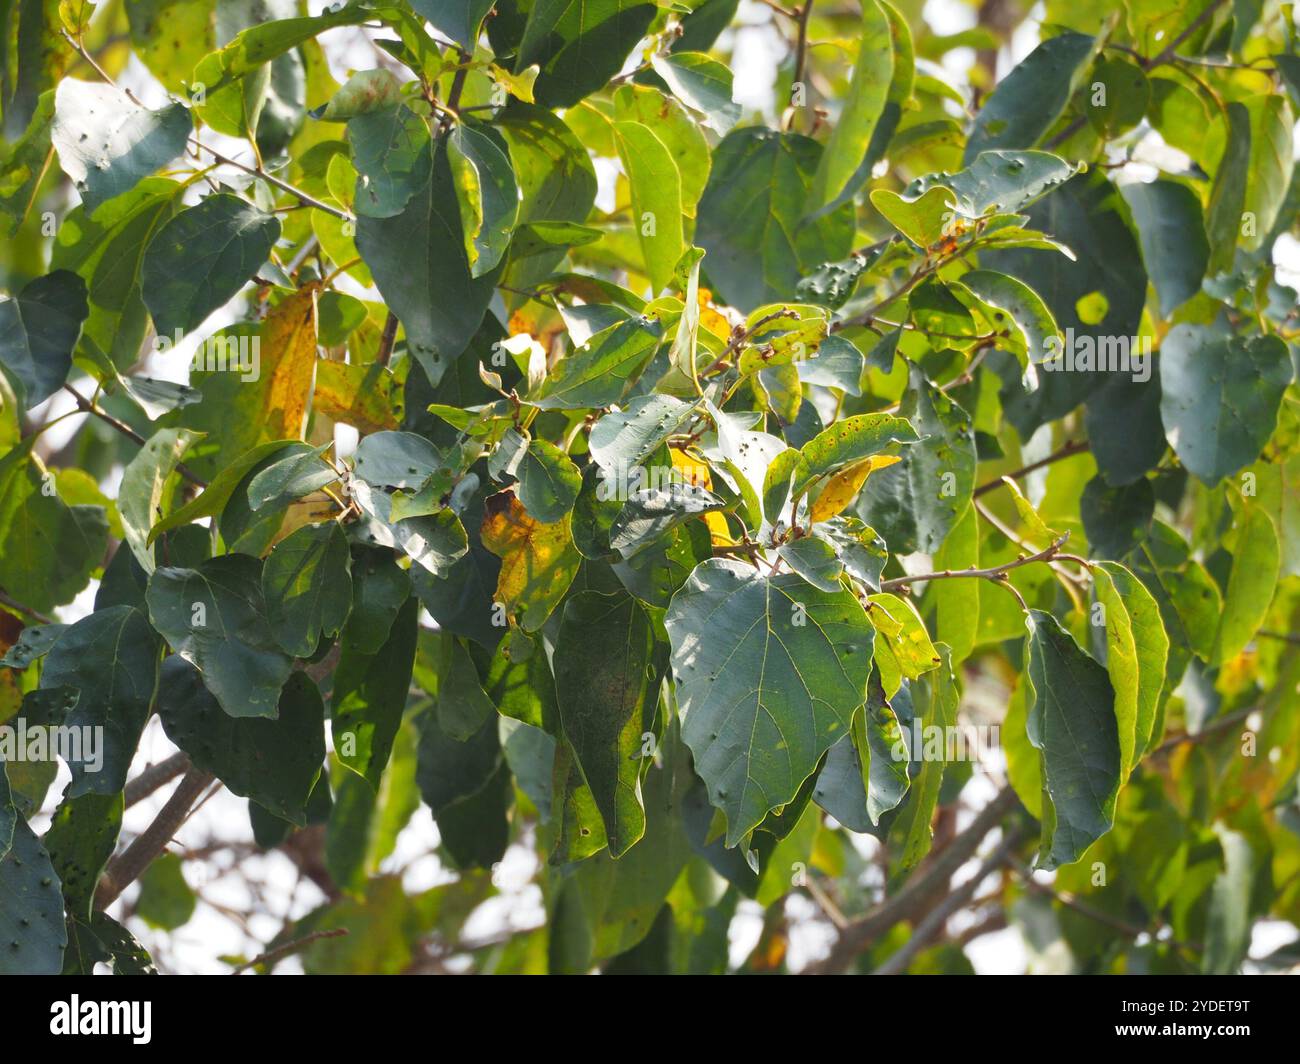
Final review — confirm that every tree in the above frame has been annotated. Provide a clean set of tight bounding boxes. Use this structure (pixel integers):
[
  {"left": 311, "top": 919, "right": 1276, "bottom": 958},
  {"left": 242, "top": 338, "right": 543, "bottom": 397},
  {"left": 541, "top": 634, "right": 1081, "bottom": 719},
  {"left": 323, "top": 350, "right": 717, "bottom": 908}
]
[{"left": 0, "top": 0, "right": 1297, "bottom": 976}]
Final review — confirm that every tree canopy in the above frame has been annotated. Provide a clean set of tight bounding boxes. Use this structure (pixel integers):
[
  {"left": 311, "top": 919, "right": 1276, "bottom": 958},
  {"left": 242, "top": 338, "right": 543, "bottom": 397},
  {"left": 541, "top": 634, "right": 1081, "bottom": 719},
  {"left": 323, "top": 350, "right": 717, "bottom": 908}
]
[{"left": 1, "top": 0, "right": 1299, "bottom": 975}]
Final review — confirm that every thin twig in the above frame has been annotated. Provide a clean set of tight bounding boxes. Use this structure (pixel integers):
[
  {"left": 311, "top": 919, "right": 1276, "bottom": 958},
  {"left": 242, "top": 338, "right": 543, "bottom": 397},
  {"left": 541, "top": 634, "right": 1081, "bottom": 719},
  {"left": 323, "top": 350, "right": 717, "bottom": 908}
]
[
  {"left": 0, "top": 590, "right": 55, "bottom": 625},
  {"left": 232, "top": 929, "right": 349, "bottom": 974},
  {"left": 879, "top": 532, "right": 1070, "bottom": 591},
  {"left": 972, "top": 439, "right": 1090, "bottom": 498},
  {"left": 64, "top": 385, "right": 208, "bottom": 487}
]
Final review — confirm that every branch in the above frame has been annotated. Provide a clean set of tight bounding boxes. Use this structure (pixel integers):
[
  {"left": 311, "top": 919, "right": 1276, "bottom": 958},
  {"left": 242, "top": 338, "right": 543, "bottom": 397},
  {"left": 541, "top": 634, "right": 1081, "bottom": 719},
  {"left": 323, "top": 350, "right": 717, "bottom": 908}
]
[
  {"left": 879, "top": 531, "right": 1070, "bottom": 591},
  {"left": 232, "top": 929, "right": 349, "bottom": 974},
  {"left": 64, "top": 385, "right": 208, "bottom": 487},
  {"left": 123, "top": 752, "right": 192, "bottom": 809},
  {"left": 1143, "top": 0, "right": 1228, "bottom": 70},
  {"left": 0, "top": 589, "right": 55, "bottom": 625},
  {"left": 972, "top": 439, "right": 1090, "bottom": 498},
  {"left": 792, "top": 2, "right": 815, "bottom": 92},
  {"left": 872, "top": 827, "right": 1023, "bottom": 975},
  {"left": 95, "top": 766, "right": 216, "bottom": 910},
  {"left": 805, "top": 786, "right": 1021, "bottom": 974}
]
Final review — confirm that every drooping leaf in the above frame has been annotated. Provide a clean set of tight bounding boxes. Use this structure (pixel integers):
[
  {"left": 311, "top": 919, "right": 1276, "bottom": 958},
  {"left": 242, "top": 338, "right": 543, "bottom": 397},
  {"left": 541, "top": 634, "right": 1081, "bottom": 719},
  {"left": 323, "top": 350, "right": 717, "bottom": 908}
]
[
  {"left": 146, "top": 554, "right": 295, "bottom": 719},
  {"left": 0, "top": 269, "right": 87, "bottom": 406},
  {"left": 1025, "top": 609, "right": 1120, "bottom": 870},
  {"left": 262, "top": 521, "right": 352, "bottom": 657},
  {"left": 1159, "top": 326, "right": 1291, "bottom": 485},
  {"left": 554, "top": 591, "right": 656, "bottom": 857},
  {"left": 664, "top": 560, "right": 875, "bottom": 844}
]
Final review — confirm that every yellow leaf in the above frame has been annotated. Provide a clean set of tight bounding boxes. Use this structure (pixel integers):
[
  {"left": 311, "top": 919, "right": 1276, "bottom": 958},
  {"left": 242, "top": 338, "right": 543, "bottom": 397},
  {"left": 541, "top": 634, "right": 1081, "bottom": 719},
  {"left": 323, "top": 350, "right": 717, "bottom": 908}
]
[
  {"left": 480, "top": 491, "right": 580, "bottom": 631},
  {"left": 810, "top": 455, "right": 901, "bottom": 523},
  {"left": 313, "top": 360, "right": 401, "bottom": 433},
  {"left": 261, "top": 287, "right": 319, "bottom": 440},
  {"left": 670, "top": 448, "right": 730, "bottom": 544}
]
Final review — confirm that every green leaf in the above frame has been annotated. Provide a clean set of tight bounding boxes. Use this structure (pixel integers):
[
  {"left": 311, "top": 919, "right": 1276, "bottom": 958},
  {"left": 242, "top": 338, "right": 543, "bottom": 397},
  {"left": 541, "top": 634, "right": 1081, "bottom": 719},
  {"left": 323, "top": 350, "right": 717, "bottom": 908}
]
[
  {"left": 348, "top": 105, "right": 432, "bottom": 218},
  {"left": 928, "top": 501, "right": 979, "bottom": 663},
  {"left": 650, "top": 52, "right": 740, "bottom": 135},
  {"left": 51, "top": 79, "right": 191, "bottom": 212},
  {"left": 148, "top": 440, "right": 306, "bottom": 544},
  {"left": 904, "top": 150, "right": 1079, "bottom": 218},
  {"left": 0, "top": 777, "right": 66, "bottom": 975},
  {"left": 1201, "top": 824, "right": 1254, "bottom": 974},
  {"left": 191, "top": 2, "right": 369, "bottom": 87},
  {"left": 665, "top": 559, "right": 875, "bottom": 844},
  {"left": 40, "top": 605, "right": 161, "bottom": 795},
  {"left": 415, "top": 705, "right": 511, "bottom": 869},
  {"left": 1158, "top": 326, "right": 1291, "bottom": 484},
  {"left": 858, "top": 362, "right": 975, "bottom": 554},
  {"left": 554, "top": 591, "right": 656, "bottom": 857},
  {"left": 119, "top": 426, "right": 201, "bottom": 572},
  {"left": 1091, "top": 560, "right": 1168, "bottom": 773},
  {"left": 262, "top": 521, "right": 352, "bottom": 657},
  {"left": 62, "top": 911, "right": 155, "bottom": 975},
  {"left": 310, "top": 68, "right": 403, "bottom": 120},
  {"left": 589, "top": 394, "right": 695, "bottom": 473},
  {"left": 1240, "top": 93, "right": 1294, "bottom": 252},
  {"left": 136, "top": 852, "right": 196, "bottom": 930},
  {"left": 867, "top": 592, "right": 940, "bottom": 697},
  {"left": 141, "top": 194, "right": 281, "bottom": 335},
  {"left": 355, "top": 144, "right": 498, "bottom": 387},
  {"left": 1205, "top": 101, "right": 1251, "bottom": 274},
  {"left": 1025, "top": 609, "right": 1120, "bottom": 870},
  {"left": 146, "top": 554, "right": 295, "bottom": 719},
  {"left": 806, "top": 0, "right": 893, "bottom": 215},
  {"left": 986, "top": 171, "right": 1147, "bottom": 436},
  {"left": 791, "top": 412, "right": 920, "bottom": 499},
  {"left": 1080, "top": 475, "right": 1154, "bottom": 559},
  {"left": 516, "top": 0, "right": 657, "bottom": 108},
  {"left": 0, "top": 269, "right": 87, "bottom": 406},
  {"left": 963, "top": 32, "right": 1097, "bottom": 161},
  {"left": 1212, "top": 505, "right": 1280, "bottom": 665},
  {"left": 0, "top": 442, "right": 107, "bottom": 614},
  {"left": 697, "top": 128, "right": 854, "bottom": 310},
  {"left": 158, "top": 657, "right": 325, "bottom": 824},
  {"left": 447, "top": 122, "right": 519, "bottom": 278},
  {"left": 43, "top": 789, "right": 122, "bottom": 920},
  {"left": 610, "top": 482, "right": 726, "bottom": 557},
  {"left": 51, "top": 178, "right": 182, "bottom": 372},
  {"left": 814, "top": 671, "right": 909, "bottom": 832},
  {"left": 1120, "top": 179, "right": 1209, "bottom": 317},
  {"left": 517, "top": 438, "right": 581, "bottom": 523},
  {"left": 531, "top": 316, "right": 663, "bottom": 410},
  {"left": 332, "top": 595, "right": 418, "bottom": 787},
  {"left": 407, "top": 0, "right": 496, "bottom": 50},
  {"left": 892, "top": 644, "right": 958, "bottom": 867},
  {"left": 613, "top": 121, "right": 686, "bottom": 294},
  {"left": 777, "top": 537, "right": 844, "bottom": 592}
]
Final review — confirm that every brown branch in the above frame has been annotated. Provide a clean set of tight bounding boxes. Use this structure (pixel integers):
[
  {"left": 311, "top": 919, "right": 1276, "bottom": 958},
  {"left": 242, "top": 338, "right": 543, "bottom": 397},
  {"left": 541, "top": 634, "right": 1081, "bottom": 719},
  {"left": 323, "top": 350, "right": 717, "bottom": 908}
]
[
  {"left": 123, "top": 752, "right": 192, "bottom": 809},
  {"left": 376, "top": 311, "right": 399, "bottom": 367},
  {"left": 872, "top": 828, "right": 1023, "bottom": 975},
  {"left": 1143, "top": 0, "right": 1228, "bottom": 70},
  {"left": 64, "top": 385, "right": 208, "bottom": 487},
  {"left": 1149, "top": 706, "right": 1256, "bottom": 758},
  {"left": 972, "top": 439, "right": 1090, "bottom": 498},
  {"left": 805, "top": 786, "right": 1021, "bottom": 974},
  {"left": 0, "top": 589, "right": 55, "bottom": 625},
  {"left": 95, "top": 766, "right": 216, "bottom": 910},
  {"left": 232, "top": 929, "right": 349, "bottom": 974},
  {"left": 879, "top": 531, "right": 1070, "bottom": 591}
]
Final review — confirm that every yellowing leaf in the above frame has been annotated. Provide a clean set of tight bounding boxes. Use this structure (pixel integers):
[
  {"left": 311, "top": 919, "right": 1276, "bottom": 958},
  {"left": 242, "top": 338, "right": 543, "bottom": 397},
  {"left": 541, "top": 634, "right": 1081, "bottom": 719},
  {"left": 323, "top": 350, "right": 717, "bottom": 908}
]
[
  {"left": 261, "top": 287, "right": 319, "bottom": 440},
  {"left": 810, "top": 454, "right": 901, "bottom": 522},
  {"left": 670, "top": 448, "right": 730, "bottom": 543},
  {"left": 313, "top": 360, "right": 401, "bottom": 433},
  {"left": 1001, "top": 475, "right": 1060, "bottom": 544},
  {"left": 480, "top": 491, "right": 580, "bottom": 632}
]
